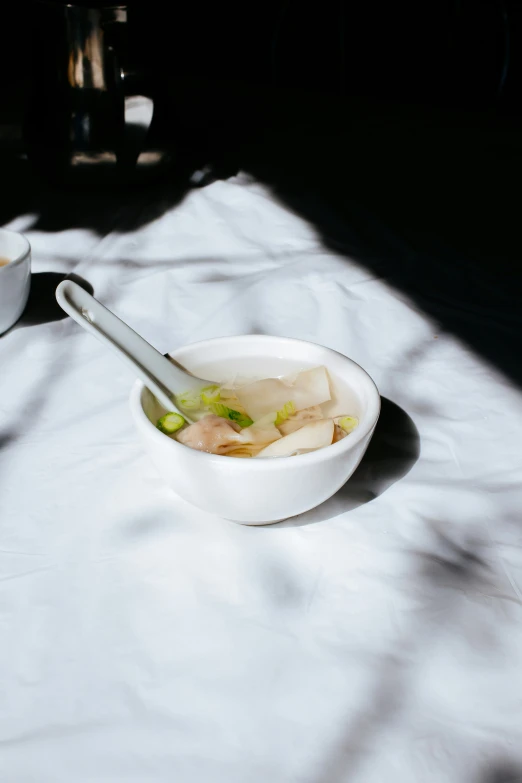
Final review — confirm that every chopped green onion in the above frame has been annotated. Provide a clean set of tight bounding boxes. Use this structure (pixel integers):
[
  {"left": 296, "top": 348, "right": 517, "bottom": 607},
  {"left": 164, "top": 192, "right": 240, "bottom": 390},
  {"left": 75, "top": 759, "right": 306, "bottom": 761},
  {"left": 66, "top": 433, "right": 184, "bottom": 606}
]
[
  {"left": 210, "top": 402, "right": 253, "bottom": 428},
  {"left": 157, "top": 412, "right": 186, "bottom": 434},
  {"left": 275, "top": 400, "right": 296, "bottom": 426},
  {"left": 338, "top": 416, "right": 358, "bottom": 434},
  {"left": 200, "top": 385, "right": 221, "bottom": 405},
  {"left": 228, "top": 410, "right": 254, "bottom": 428},
  {"left": 176, "top": 390, "right": 201, "bottom": 411}
]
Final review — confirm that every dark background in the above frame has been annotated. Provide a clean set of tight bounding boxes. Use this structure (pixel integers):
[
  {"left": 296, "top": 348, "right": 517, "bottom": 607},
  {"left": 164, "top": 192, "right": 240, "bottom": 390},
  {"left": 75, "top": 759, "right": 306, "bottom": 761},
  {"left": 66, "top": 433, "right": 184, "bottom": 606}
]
[{"left": 2, "top": 0, "right": 522, "bottom": 133}]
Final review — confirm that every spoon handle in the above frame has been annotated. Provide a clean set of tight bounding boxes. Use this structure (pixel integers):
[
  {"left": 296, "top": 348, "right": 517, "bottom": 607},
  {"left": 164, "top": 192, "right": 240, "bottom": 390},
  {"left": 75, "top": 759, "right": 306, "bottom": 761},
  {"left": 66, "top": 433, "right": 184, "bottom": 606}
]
[{"left": 56, "top": 280, "right": 201, "bottom": 413}]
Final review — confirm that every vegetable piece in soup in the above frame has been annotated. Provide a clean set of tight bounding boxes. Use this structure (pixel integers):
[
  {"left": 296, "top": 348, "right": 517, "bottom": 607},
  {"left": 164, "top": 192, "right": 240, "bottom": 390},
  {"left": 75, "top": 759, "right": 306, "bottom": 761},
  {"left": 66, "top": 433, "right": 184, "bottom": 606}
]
[{"left": 256, "top": 419, "right": 335, "bottom": 458}]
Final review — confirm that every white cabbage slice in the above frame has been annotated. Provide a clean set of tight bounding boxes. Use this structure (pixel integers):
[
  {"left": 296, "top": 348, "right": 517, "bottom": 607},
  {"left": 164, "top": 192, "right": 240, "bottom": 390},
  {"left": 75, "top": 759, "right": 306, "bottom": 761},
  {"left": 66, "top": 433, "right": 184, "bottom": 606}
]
[
  {"left": 278, "top": 405, "right": 324, "bottom": 436},
  {"left": 235, "top": 366, "right": 331, "bottom": 421},
  {"left": 255, "top": 419, "right": 334, "bottom": 458}
]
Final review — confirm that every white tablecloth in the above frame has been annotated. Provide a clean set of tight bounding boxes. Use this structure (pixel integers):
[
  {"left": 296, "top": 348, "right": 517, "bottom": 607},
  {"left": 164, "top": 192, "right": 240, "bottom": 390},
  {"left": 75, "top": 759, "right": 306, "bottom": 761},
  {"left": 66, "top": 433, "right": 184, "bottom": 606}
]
[{"left": 1, "top": 174, "right": 522, "bottom": 783}]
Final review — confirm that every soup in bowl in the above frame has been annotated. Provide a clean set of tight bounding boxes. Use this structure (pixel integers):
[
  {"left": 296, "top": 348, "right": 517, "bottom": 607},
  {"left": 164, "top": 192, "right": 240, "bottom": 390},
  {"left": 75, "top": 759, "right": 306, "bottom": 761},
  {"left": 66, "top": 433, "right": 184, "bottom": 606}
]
[{"left": 129, "top": 335, "right": 380, "bottom": 525}]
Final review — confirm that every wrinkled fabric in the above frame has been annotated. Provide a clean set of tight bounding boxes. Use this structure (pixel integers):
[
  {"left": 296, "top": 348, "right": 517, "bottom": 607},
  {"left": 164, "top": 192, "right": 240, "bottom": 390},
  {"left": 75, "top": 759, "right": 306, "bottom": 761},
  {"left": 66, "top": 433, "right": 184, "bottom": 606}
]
[{"left": 1, "top": 175, "right": 522, "bottom": 783}]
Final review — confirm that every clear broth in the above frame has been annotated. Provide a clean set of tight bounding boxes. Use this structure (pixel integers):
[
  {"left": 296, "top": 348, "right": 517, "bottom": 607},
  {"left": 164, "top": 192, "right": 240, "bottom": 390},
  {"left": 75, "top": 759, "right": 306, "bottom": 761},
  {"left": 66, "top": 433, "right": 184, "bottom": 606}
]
[{"left": 0, "top": 258, "right": 11, "bottom": 267}]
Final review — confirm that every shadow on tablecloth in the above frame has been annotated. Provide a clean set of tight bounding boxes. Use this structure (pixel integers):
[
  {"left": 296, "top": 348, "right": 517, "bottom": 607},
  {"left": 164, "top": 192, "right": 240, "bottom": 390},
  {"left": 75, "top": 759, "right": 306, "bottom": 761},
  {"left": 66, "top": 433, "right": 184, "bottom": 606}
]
[{"left": 308, "top": 523, "right": 519, "bottom": 783}]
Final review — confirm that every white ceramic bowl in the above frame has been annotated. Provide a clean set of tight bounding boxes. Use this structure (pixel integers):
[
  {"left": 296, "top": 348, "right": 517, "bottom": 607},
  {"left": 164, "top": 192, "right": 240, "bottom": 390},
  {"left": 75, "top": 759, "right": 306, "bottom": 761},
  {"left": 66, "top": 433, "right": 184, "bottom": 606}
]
[{"left": 130, "top": 336, "right": 380, "bottom": 525}]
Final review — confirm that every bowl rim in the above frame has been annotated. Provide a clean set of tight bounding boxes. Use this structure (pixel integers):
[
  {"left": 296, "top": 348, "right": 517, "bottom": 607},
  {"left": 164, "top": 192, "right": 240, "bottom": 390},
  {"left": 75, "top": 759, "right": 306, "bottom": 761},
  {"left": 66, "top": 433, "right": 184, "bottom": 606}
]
[{"left": 129, "top": 335, "right": 381, "bottom": 469}]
